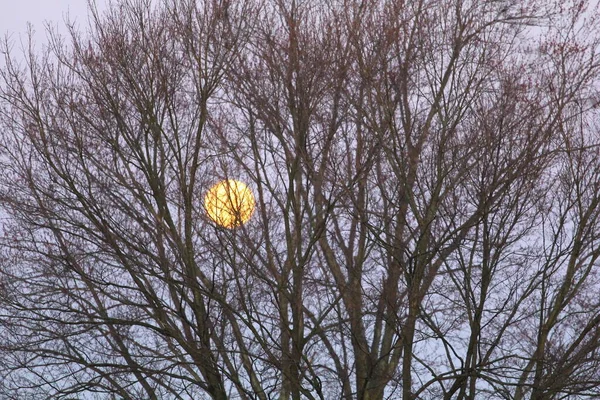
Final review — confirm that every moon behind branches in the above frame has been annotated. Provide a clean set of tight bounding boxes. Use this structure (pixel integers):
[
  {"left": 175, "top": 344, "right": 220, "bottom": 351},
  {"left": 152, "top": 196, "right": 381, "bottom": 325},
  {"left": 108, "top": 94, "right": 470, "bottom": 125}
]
[{"left": 204, "top": 180, "right": 255, "bottom": 228}]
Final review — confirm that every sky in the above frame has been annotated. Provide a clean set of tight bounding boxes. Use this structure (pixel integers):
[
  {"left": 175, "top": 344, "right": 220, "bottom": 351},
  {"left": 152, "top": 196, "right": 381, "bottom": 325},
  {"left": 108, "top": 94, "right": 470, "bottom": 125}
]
[{"left": 1, "top": 0, "right": 106, "bottom": 45}]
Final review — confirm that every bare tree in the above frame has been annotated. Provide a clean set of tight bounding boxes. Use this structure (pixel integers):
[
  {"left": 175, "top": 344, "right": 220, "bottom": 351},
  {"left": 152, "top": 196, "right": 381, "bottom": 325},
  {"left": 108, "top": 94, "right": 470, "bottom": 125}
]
[{"left": 1, "top": 0, "right": 600, "bottom": 399}]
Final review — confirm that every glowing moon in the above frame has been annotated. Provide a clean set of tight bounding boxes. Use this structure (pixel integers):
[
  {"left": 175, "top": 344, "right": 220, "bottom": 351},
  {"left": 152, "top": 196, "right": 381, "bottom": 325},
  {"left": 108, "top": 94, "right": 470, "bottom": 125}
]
[{"left": 204, "top": 180, "right": 255, "bottom": 228}]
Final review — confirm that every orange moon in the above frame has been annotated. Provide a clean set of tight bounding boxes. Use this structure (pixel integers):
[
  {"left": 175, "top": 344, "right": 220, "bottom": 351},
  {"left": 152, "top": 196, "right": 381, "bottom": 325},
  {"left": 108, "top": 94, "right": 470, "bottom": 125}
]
[{"left": 204, "top": 180, "right": 255, "bottom": 228}]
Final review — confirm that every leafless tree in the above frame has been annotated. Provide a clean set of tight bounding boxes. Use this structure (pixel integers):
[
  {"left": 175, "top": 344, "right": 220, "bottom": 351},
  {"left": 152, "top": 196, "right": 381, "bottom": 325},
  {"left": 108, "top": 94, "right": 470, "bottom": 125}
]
[{"left": 1, "top": 0, "right": 600, "bottom": 399}]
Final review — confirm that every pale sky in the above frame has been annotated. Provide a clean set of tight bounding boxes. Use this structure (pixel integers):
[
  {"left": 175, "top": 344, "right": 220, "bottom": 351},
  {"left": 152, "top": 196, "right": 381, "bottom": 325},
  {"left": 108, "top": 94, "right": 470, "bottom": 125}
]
[{"left": 1, "top": 0, "right": 106, "bottom": 44}]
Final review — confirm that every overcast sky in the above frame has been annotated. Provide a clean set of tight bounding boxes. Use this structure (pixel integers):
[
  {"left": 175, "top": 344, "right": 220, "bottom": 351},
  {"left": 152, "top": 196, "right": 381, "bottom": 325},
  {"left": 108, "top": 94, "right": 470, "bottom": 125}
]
[{"left": 1, "top": 0, "right": 106, "bottom": 44}]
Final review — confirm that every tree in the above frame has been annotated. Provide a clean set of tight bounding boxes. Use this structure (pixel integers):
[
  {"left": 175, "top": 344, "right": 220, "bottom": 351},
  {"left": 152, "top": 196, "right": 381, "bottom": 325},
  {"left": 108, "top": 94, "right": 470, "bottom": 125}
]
[{"left": 1, "top": 0, "right": 600, "bottom": 398}]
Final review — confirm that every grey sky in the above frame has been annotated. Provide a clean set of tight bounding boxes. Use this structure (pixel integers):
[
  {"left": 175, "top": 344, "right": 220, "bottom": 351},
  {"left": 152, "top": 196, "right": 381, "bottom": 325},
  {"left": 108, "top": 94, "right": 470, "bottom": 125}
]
[{"left": 1, "top": 0, "right": 106, "bottom": 44}]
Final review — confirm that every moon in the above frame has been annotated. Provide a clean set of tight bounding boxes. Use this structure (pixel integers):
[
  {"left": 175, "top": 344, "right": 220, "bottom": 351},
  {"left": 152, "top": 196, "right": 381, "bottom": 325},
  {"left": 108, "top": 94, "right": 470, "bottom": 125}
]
[{"left": 204, "top": 180, "right": 255, "bottom": 228}]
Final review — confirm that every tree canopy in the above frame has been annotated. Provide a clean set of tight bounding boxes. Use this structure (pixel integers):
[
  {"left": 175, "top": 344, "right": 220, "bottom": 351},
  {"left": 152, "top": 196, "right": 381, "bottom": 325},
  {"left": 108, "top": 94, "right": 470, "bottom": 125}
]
[{"left": 1, "top": 0, "right": 600, "bottom": 399}]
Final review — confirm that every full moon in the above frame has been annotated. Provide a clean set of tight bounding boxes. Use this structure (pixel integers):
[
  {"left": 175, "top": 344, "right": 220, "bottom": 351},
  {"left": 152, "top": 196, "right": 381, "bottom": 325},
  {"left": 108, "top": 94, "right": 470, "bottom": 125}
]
[{"left": 204, "top": 180, "right": 255, "bottom": 228}]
